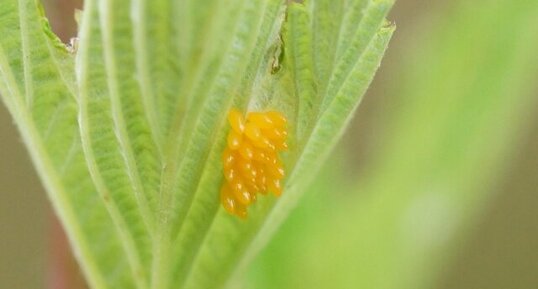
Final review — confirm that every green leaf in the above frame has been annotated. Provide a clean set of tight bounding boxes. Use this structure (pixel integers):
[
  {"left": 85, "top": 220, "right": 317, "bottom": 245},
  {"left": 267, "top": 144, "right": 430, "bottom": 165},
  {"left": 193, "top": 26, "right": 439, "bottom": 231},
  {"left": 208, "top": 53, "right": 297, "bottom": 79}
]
[
  {"left": 322, "top": 0, "right": 393, "bottom": 111},
  {"left": 285, "top": 4, "right": 317, "bottom": 144},
  {"left": 0, "top": 0, "right": 394, "bottom": 288},
  {"left": 248, "top": 1, "right": 538, "bottom": 288},
  {"left": 0, "top": 1, "right": 134, "bottom": 288},
  {"left": 174, "top": 4, "right": 394, "bottom": 289}
]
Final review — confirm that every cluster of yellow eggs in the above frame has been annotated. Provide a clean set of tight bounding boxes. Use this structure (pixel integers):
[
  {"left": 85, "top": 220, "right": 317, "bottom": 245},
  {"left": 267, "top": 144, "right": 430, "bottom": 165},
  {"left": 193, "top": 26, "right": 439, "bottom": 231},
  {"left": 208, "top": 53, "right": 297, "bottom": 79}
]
[{"left": 220, "top": 108, "right": 288, "bottom": 218}]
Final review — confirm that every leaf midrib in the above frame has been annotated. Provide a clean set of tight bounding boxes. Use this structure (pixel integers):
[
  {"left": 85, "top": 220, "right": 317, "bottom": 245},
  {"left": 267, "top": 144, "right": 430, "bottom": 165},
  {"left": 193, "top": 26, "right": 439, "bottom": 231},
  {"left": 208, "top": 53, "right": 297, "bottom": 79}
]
[{"left": 18, "top": 0, "right": 34, "bottom": 108}]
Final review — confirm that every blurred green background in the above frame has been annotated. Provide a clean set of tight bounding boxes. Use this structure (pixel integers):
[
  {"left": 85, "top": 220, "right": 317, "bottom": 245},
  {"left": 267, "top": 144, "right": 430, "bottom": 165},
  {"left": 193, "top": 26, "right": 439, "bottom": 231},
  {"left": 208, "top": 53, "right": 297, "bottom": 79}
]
[{"left": 1, "top": 0, "right": 537, "bottom": 288}]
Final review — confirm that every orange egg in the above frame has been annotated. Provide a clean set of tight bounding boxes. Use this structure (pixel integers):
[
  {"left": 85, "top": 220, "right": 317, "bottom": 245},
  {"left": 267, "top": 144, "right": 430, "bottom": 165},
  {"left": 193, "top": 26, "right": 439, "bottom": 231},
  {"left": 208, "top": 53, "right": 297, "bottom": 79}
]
[
  {"left": 222, "top": 148, "right": 235, "bottom": 168},
  {"left": 266, "top": 111, "right": 287, "bottom": 127},
  {"left": 220, "top": 185, "right": 236, "bottom": 214},
  {"left": 220, "top": 108, "right": 288, "bottom": 219},
  {"left": 263, "top": 127, "right": 284, "bottom": 140},
  {"left": 252, "top": 150, "right": 268, "bottom": 162},
  {"left": 247, "top": 112, "right": 273, "bottom": 129},
  {"left": 231, "top": 180, "right": 252, "bottom": 205},
  {"left": 234, "top": 203, "right": 248, "bottom": 219},
  {"left": 227, "top": 130, "right": 242, "bottom": 150},
  {"left": 238, "top": 141, "right": 254, "bottom": 160},
  {"left": 244, "top": 177, "right": 260, "bottom": 192},
  {"left": 265, "top": 163, "right": 285, "bottom": 179},
  {"left": 228, "top": 108, "right": 245, "bottom": 133},
  {"left": 256, "top": 171, "right": 268, "bottom": 193},
  {"left": 251, "top": 136, "right": 274, "bottom": 150},
  {"left": 268, "top": 179, "right": 282, "bottom": 196},
  {"left": 262, "top": 151, "right": 278, "bottom": 165},
  {"left": 244, "top": 123, "right": 262, "bottom": 142},
  {"left": 238, "top": 161, "right": 257, "bottom": 179},
  {"left": 224, "top": 167, "right": 237, "bottom": 182},
  {"left": 273, "top": 139, "right": 288, "bottom": 151}
]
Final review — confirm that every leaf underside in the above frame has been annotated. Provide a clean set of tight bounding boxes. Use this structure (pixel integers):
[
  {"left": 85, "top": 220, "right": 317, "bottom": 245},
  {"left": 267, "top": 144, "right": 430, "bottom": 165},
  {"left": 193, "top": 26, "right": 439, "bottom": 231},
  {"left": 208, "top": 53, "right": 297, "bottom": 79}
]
[{"left": 0, "top": 0, "right": 394, "bottom": 288}]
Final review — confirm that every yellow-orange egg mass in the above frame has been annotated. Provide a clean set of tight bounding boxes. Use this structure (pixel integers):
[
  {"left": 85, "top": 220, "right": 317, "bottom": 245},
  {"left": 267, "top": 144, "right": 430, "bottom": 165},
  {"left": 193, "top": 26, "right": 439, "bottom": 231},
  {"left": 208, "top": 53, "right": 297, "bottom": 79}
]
[{"left": 221, "top": 108, "right": 288, "bottom": 219}]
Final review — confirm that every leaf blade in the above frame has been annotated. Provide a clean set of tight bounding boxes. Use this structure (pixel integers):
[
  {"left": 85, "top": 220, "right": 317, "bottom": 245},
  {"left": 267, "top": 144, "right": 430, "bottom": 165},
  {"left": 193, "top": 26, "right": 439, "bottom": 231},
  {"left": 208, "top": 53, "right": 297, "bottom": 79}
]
[
  {"left": 77, "top": 0, "right": 155, "bottom": 287},
  {"left": 0, "top": 1, "right": 135, "bottom": 288}
]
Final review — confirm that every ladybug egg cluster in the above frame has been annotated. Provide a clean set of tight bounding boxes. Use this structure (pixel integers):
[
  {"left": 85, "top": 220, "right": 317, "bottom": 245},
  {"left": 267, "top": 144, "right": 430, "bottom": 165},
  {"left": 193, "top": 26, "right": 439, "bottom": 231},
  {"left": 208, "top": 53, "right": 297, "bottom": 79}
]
[{"left": 221, "top": 108, "right": 288, "bottom": 218}]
